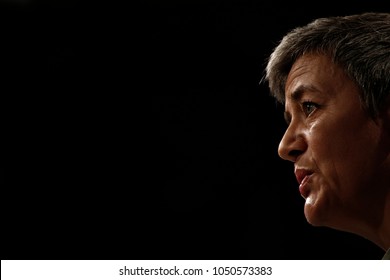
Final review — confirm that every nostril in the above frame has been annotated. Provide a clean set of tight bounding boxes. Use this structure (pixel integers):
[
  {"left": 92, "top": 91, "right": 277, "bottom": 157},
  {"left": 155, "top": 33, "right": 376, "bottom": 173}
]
[{"left": 288, "top": 150, "right": 302, "bottom": 158}]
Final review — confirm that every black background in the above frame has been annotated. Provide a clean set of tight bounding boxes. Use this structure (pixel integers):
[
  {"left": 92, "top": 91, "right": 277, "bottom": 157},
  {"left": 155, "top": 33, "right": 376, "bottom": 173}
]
[{"left": 3, "top": 0, "right": 388, "bottom": 260}]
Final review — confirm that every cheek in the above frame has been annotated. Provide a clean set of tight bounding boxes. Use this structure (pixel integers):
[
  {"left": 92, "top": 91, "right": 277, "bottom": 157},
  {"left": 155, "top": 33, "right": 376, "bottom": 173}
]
[
  {"left": 308, "top": 119, "right": 352, "bottom": 161},
  {"left": 307, "top": 119, "right": 356, "bottom": 186},
  {"left": 308, "top": 116, "right": 380, "bottom": 193},
  {"left": 315, "top": 106, "right": 374, "bottom": 153}
]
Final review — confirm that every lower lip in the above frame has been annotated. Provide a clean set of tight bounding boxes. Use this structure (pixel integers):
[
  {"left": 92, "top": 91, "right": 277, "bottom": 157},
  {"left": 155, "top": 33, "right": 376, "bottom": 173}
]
[{"left": 299, "top": 174, "right": 312, "bottom": 198}]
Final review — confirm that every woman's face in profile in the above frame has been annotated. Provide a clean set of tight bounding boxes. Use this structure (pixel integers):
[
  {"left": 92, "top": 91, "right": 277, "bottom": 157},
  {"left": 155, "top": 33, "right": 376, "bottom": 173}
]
[{"left": 278, "top": 54, "right": 388, "bottom": 232}]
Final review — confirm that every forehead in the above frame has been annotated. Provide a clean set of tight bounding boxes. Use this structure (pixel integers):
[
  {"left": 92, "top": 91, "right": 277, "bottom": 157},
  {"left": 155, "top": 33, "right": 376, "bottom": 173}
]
[{"left": 285, "top": 54, "right": 349, "bottom": 101}]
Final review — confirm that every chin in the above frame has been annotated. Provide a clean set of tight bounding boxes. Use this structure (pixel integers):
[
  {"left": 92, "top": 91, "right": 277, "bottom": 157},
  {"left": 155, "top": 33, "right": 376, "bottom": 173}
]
[{"left": 303, "top": 198, "right": 329, "bottom": 227}]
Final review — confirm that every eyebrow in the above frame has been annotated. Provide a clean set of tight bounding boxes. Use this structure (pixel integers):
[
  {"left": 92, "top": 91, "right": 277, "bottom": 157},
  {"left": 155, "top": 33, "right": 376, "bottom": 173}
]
[
  {"left": 290, "top": 84, "right": 320, "bottom": 101},
  {"left": 283, "top": 84, "right": 321, "bottom": 124}
]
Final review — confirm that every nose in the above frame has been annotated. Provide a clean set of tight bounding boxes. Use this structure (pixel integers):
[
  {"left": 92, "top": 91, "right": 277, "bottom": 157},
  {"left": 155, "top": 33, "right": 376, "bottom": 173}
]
[{"left": 278, "top": 122, "right": 307, "bottom": 162}]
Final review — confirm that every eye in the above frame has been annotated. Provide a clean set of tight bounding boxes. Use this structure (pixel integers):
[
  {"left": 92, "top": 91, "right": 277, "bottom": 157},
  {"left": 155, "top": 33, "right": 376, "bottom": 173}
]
[{"left": 302, "top": 101, "right": 318, "bottom": 116}]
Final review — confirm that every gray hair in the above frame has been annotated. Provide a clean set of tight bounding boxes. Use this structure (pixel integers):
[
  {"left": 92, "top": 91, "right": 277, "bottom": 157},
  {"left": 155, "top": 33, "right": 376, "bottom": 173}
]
[{"left": 263, "top": 12, "right": 390, "bottom": 116}]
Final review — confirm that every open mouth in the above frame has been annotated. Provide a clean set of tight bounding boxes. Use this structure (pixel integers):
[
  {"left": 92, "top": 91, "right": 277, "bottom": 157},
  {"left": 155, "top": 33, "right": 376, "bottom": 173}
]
[
  {"left": 294, "top": 168, "right": 313, "bottom": 199},
  {"left": 294, "top": 169, "right": 313, "bottom": 185}
]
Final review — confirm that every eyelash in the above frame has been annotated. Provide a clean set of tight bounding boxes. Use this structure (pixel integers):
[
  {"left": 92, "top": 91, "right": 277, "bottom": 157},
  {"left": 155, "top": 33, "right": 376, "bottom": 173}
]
[{"left": 301, "top": 101, "right": 318, "bottom": 116}]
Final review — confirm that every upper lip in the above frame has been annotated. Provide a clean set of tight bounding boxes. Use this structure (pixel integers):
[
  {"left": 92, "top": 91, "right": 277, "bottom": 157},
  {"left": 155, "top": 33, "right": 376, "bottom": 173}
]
[{"left": 294, "top": 168, "right": 313, "bottom": 184}]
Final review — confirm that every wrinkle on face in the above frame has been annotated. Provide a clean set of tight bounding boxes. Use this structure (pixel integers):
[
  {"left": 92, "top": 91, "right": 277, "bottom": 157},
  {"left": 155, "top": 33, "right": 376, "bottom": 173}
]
[{"left": 282, "top": 53, "right": 385, "bottom": 234}]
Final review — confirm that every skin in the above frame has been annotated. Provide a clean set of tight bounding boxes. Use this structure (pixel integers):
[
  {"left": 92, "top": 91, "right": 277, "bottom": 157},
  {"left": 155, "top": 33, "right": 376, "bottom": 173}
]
[{"left": 278, "top": 53, "right": 390, "bottom": 251}]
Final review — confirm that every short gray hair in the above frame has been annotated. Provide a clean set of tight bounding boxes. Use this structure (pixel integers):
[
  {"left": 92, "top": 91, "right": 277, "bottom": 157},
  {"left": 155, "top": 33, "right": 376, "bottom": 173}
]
[{"left": 263, "top": 12, "right": 390, "bottom": 116}]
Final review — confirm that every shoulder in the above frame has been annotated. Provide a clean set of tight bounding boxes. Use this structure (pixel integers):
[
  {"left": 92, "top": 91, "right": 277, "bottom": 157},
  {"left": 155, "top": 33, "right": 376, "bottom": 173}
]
[{"left": 382, "top": 248, "right": 390, "bottom": 260}]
